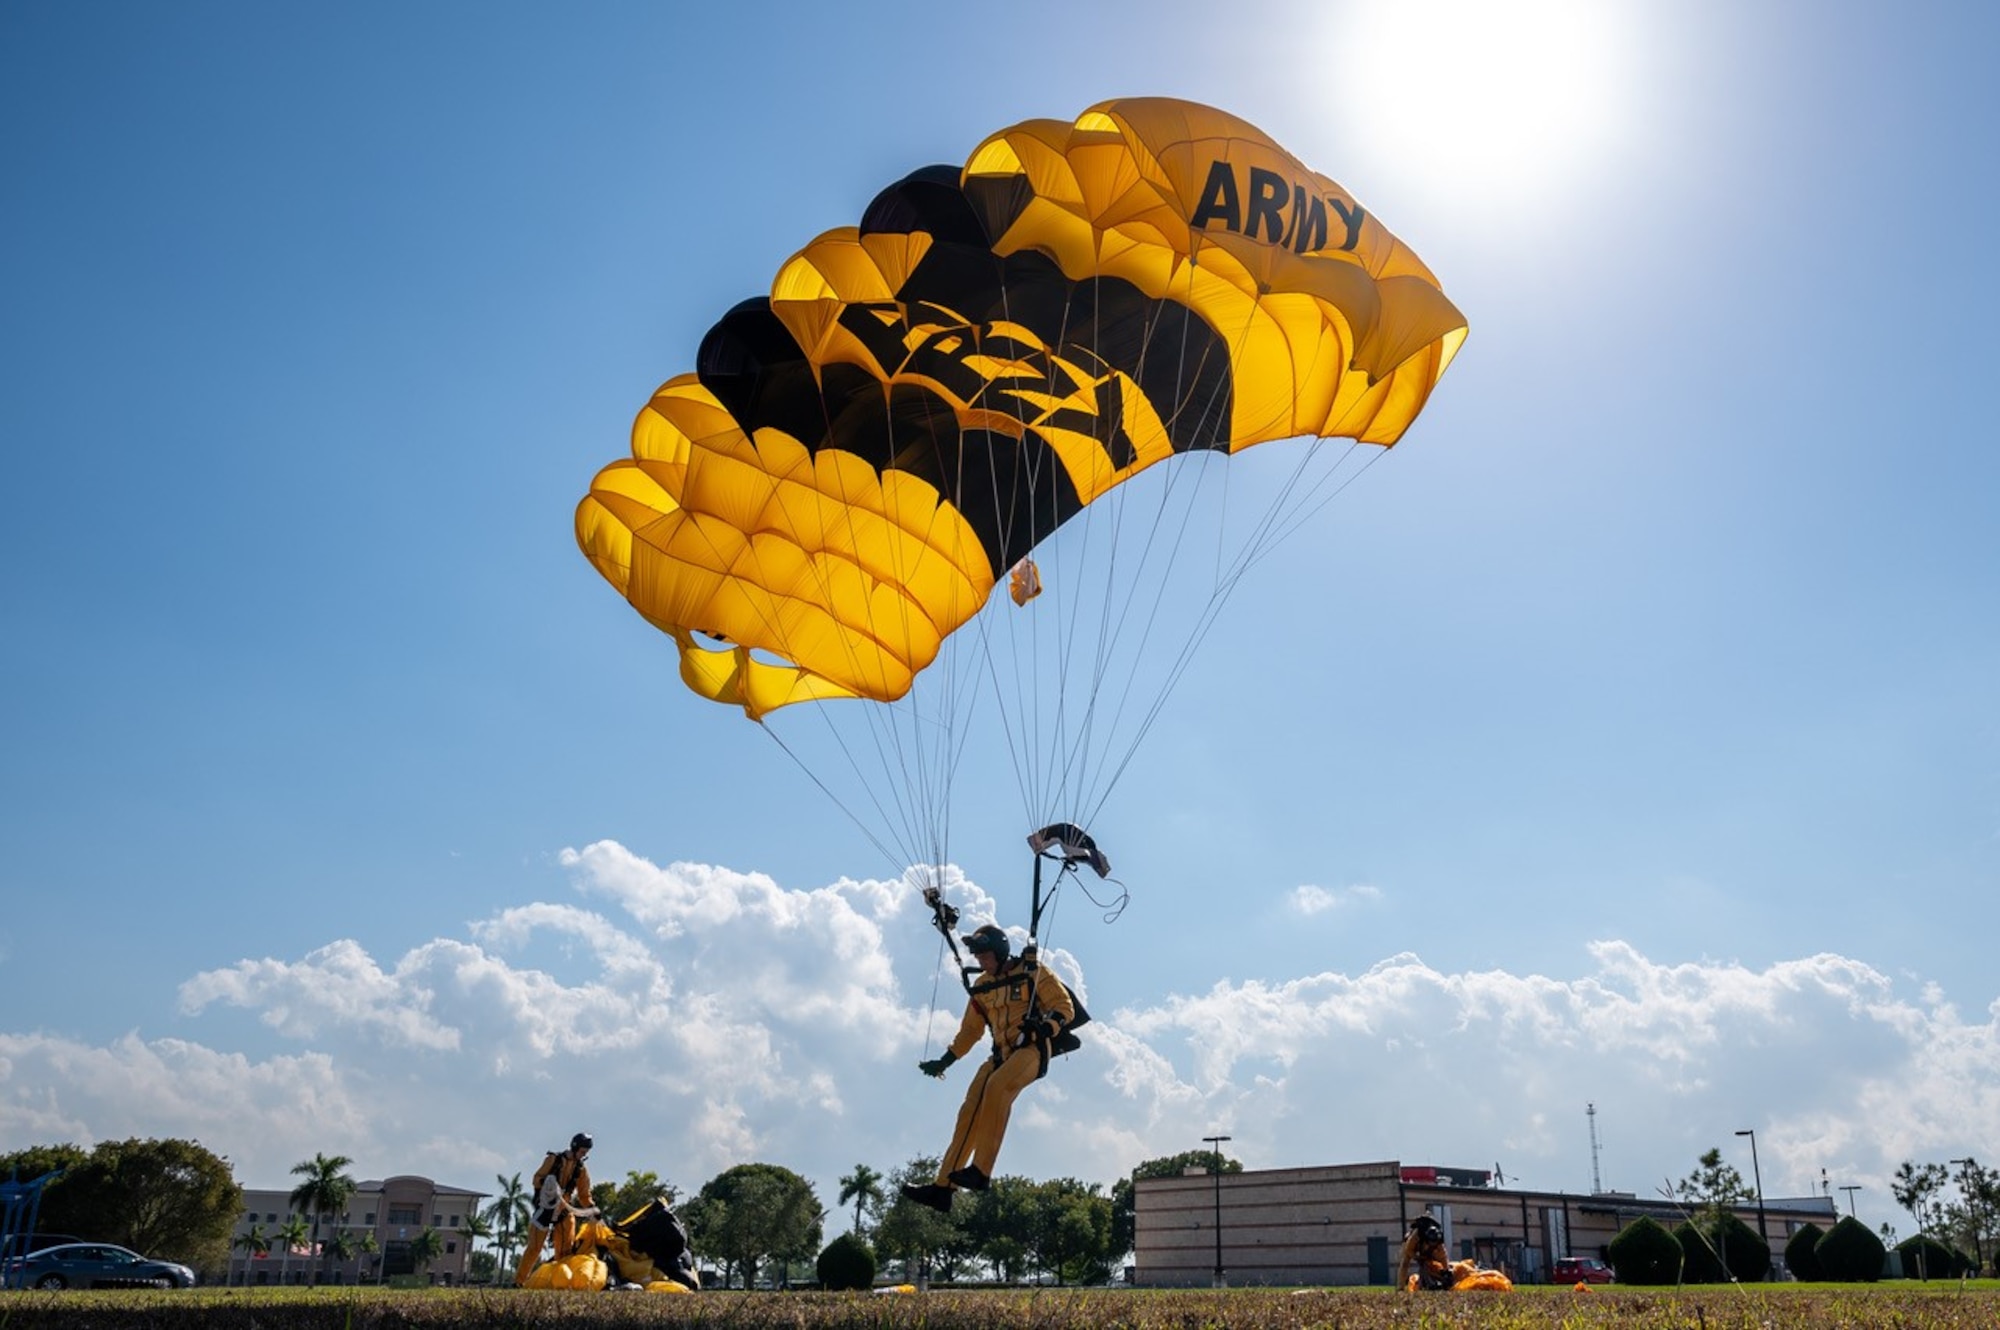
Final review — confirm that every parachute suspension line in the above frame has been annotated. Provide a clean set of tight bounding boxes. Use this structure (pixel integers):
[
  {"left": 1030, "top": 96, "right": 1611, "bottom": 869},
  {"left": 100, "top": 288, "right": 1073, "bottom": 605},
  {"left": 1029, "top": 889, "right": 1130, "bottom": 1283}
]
[
  {"left": 1070, "top": 243, "right": 1334, "bottom": 831},
  {"left": 1060, "top": 277, "right": 1237, "bottom": 815},
  {"left": 921, "top": 919, "right": 950, "bottom": 1055},
  {"left": 760, "top": 722, "right": 913, "bottom": 876},
  {"left": 1051, "top": 265, "right": 1243, "bottom": 825}
]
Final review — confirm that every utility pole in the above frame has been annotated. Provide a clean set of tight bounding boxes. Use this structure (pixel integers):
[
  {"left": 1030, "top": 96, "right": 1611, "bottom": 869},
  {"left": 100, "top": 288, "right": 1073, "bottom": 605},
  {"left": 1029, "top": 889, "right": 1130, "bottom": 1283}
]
[
  {"left": 1202, "top": 1134, "right": 1232, "bottom": 1288},
  {"left": 1840, "top": 1185, "right": 1861, "bottom": 1218},
  {"left": 1587, "top": 1103, "right": 1604, "bottom": 1195}
]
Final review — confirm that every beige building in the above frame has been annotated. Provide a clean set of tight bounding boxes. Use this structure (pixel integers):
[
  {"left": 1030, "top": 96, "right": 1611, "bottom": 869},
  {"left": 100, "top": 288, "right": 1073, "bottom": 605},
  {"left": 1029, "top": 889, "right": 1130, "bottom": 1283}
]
[
  {"left": 225, "top": 1175, "right": 488, "bottom": 1286},
  {"left": 1134, "top": 1160, "right": 1838, "bottom": 1287}
]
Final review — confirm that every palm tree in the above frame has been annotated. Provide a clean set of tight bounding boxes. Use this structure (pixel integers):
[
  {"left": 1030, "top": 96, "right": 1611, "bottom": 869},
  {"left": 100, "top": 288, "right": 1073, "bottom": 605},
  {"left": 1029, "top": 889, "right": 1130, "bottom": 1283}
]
[
  {"left": 486, "top": 1172, "right": 529, "bottom": 1274},
  {"left": 275, "top": 1215, "right": 311, "bottom": 1286},
  {"left": 324, "top": 1229, "right": 360, "bottom": 1283},
  {"left": 459, "top": 1209, "right": 495, "bottom": 1283},
  {"left": 838, "top": 1163, "right": 885, "bottom": 1236},
  {"left": 289, "top": 1152, "right": 358, "bottom": 1285},
  {"left": 355, "top": 1229, "right": 380, "bottom": 1285},
  {"left": 409, "top": 1227, "right": 445, "bottom": 1282},
  {"left": 232, "top": 1224, "right": 270, "bottom": 1286}
]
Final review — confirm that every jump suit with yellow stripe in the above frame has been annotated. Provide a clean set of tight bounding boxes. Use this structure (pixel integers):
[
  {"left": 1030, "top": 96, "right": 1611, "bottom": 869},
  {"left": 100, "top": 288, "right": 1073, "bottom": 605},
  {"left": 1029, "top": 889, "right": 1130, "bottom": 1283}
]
[{"left": 932, "top": 956, "right": 1075, "bottom": 1189}]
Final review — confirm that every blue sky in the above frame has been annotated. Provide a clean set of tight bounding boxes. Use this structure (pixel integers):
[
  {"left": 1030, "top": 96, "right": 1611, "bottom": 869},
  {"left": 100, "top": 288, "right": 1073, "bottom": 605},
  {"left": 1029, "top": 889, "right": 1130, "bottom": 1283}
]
[{"left": 2, "top": 0, "right": 1994, "bottom": 1245}]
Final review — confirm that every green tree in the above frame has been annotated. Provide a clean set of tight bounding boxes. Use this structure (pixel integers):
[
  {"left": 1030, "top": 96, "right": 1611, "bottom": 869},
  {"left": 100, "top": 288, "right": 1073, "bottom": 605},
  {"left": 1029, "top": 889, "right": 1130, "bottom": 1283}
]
[
  {"left": 289, "top": 1152, "right": 357, "bottom": 1285},
  {"left": 1944, "top": 1157, "right": 1998, "bottom": 1276},
  {"left": 1675, "top": 1147, "right": 1753, "bottom": 1234},
  {"left": 459, "top": 1206, "right": 494, "bottom": 1271},
  {"left": 1783, "top": 1220, "right": 1824, "bottom": 1282},
  {"left": 1892, "top": 1160, "right": 1948, "bottom": 1277},
  {"left": 1109, "top": 1149, "right": 1241, "bottom": 1262},
  {"left": 232, "top": 1224, "right": 271, "bottom": 1285},
  {"left": 590, "top": 1168, "right": 675, "bottom": 1226},
  {"left": 1606, "top": 1215, "right": 1682, "bottom": 1285},
  {"left": 484, "top": 1172, "right": 529, "bottom": 1276},
  {"left": 682, "top": 1163, "right": 822, "bottom": 1289},
  {"left": 816, "top": 1231, "right": 877, "bottom": 1290},
  {"left": 871, "top": 1156, "right": 960, "bottom": 1285},
  {"left": 355, "top": 1229, "right": 380, "bottom": 1284},
  {"left": 409, "top": 1226, "right": 445, "bottom": 1279},
  {"left": 21, "top": 1138, "right": 241, "bottom": 1271},
  {"left": 275, "top": 1214, "right": 311, "bottom": 1285},
  {"left": 1025, "top": 1177, "right": 1113, "bottom": 1285},
  {"left": 1817, "top": 1214, "right": 1886, "bottom": 1282},
  {"left": 324, "top": 1228, "right": 359, "bottom": 1282},
  {"left": 838, "top": 1163, "right": 885, "bottom": 1236}
]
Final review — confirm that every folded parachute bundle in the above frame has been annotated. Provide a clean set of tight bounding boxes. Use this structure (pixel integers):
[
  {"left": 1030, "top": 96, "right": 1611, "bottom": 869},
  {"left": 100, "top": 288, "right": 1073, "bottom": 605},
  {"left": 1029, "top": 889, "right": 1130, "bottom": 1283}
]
[{"left": 521, "top": 1201, "right": 700, "bottom": 1292}]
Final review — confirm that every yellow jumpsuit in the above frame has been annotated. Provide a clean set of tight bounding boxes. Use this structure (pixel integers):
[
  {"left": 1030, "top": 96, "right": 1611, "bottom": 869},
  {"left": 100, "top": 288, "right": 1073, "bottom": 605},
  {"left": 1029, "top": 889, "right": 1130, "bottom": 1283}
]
[
  {"left": 515, "top": 1149, "right": 593, "bottom": 1287},
  {"left": 932, "top": 957, "right": 1075, "bottom": 1188}
]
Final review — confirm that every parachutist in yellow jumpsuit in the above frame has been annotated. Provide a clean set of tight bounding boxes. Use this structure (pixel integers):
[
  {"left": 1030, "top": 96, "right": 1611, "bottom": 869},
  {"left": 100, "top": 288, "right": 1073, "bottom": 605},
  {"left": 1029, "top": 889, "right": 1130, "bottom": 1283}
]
[
  {"left": 901, "top": 925, "right": 1074, "bottom": 1213},
  {"left": 515, "top": 1132, "right": 596, "bottom": 1287},
  {"left": 1397, "top": 1213, "right": 1454, "bottom": 1291}
]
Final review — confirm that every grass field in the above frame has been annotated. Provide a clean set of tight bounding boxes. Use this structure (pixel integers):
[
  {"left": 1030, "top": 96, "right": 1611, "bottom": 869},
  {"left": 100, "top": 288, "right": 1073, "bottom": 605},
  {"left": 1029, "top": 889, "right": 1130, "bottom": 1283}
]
[{"left": 1, "top": 1283, "right": 1997, "bottom": 1328}]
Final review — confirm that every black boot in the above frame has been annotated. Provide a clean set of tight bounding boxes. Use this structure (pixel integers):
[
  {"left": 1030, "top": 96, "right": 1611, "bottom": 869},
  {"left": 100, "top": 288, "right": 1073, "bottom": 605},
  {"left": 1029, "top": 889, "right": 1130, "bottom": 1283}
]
[
  {"left": 901, "top": 1182, "right": 954, "bottom": 1213},
  {"left": 946, "top": 1165, "right": 990, "bottom": 1192}
]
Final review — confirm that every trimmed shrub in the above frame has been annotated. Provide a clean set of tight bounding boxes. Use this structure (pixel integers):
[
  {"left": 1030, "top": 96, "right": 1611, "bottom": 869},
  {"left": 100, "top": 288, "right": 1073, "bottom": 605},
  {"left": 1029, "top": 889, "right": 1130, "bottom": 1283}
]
[
  {"left": 1608, "top": 1215, "right": 1683, "bottom": 1286},
  {"left": 1674, "top": 1220, "right": 1728, "bottom": 1283},
  {"left": 816, "top": 1232, "right": 877, "bottom": 1291},
  {"left": 1894, "top": 1234, "right": 1969, "bottom": 1280},
  {"left": 1785, "top": 1221, "right": 1825, "bottom": 1282},
  {"left": 1816, "top": 1215, "right": 1885, "bottom": 1282},
  {"left": 1719, "top": 1212, "right": 1772, "bottom": 1283}
]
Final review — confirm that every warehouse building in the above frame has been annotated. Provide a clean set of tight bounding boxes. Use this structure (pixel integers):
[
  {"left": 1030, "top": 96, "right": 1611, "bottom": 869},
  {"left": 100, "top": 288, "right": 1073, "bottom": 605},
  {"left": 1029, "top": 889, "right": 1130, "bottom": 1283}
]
[{"left": 1134, "top": 1160, "right": 1838, "bottom": 1287}]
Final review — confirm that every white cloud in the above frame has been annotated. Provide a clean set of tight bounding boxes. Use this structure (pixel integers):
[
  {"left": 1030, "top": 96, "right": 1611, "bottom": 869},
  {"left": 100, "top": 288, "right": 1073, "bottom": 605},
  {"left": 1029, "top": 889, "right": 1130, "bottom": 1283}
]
[
  {"left": 1288, "top": 883, "right": 1383, "bottom": 916},
  {"left": 6, "top": 843, "right": 1997, "bottom": 1240}
]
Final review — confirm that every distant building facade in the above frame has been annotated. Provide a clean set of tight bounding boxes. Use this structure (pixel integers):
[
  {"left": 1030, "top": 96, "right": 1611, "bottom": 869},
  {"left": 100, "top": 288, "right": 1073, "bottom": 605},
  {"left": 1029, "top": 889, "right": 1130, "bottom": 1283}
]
[
  {"left": 1134, "top": 1160, "right": 1838, "bottom": 1287},
  {"left": 225, "top": 1175, "right": 488, "bottom": 1286}
]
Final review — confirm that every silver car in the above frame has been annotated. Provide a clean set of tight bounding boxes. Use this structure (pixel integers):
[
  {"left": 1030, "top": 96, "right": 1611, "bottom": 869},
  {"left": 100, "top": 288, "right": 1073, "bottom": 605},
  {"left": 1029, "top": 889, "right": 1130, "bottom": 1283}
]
[{"left": 7, "top": 1242, "right": 196, "bottom": 1290}]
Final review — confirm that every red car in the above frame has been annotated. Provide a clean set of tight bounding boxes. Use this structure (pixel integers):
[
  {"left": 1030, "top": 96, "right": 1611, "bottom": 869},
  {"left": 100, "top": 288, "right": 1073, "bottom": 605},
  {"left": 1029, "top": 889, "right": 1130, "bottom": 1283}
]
[{"left": 1552, "top": 1256, "right": 1613, "bottom": 1284}]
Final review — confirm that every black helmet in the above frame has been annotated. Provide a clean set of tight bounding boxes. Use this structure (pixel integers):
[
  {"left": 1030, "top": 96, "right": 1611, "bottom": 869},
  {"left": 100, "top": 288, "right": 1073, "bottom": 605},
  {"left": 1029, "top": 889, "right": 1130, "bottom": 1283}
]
[
  {"left": 1412, "top": 1213, "right": 1443, "bottom": 1241},
  {"left": 570, "top": 1132, "right": 594, "bottom": 1153},
  {"left": 962, "top": 924, "right": 1010, "bottom": 961}
]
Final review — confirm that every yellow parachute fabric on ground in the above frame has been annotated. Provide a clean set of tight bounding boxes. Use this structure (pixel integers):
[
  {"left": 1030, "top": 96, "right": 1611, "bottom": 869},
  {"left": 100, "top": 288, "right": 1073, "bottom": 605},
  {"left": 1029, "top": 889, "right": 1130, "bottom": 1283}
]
[
  {"left": 522, "top": 1251, "right": 608, "bottom": 1290},
  {"left": 1453, "top": 1268, "right": 1515, "bottom": 1291},
  {"left": 577, "top": 97, "right": 1466, "bottom": 717}
]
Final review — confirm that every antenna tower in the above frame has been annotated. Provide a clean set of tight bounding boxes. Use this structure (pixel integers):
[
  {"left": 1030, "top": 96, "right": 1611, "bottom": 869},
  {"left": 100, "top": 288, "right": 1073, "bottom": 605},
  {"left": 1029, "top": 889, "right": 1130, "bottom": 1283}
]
[{"left": 1587, "top": 1102, "right": 1604, "bottom": 1194}]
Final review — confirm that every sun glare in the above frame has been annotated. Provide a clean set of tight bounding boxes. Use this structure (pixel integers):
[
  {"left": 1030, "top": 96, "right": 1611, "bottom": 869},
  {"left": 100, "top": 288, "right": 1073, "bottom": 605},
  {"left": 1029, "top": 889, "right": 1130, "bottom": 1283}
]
[{"left": 1327, "top": 0, "right": 1633, "bottom": 204}]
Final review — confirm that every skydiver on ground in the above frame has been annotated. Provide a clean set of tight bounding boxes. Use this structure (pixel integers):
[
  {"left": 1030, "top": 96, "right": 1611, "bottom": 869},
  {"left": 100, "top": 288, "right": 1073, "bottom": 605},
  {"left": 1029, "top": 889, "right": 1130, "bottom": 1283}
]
[
  {"left": 1397, "top": 1212, "right": 1454, "bottom": 1291},
  {"left": 901, "top": 923, "right": 1075, "bottom": 1213},
  {"left": 515, "top": 1131, "right": 597, "bottom": 1287}
]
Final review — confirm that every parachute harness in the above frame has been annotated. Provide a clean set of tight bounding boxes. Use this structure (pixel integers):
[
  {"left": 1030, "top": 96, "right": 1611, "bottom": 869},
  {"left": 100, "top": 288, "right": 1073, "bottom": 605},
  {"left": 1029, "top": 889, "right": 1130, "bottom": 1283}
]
[{"left": 919, "top": 823, "right": 1123, "bottom": 1060}]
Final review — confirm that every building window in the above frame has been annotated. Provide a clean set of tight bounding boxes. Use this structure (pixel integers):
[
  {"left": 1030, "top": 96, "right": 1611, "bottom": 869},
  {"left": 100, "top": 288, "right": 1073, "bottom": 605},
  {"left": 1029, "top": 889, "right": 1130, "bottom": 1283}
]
[
  {"left": 446, "top": 1241, "right": 457, "bottom": 1254},
  {"left": 448, "top": 1214, "right": 459, "bottom": 1227},
  {"left": 365, "top": 1213, "right": 376, "bottom": 1225},
  {"left": 389, "top": 1205, "right": 422, "bottom": 1226},
  {"left": 432, "top": 1214, "right": 441, "bottom": 1227}
]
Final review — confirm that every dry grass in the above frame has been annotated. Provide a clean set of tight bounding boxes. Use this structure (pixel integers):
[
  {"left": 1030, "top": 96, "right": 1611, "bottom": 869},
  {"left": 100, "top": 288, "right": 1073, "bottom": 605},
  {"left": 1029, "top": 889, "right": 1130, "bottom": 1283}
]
[{"left": 1, "top": 1283, "right": 1997, "bottom": 1329}]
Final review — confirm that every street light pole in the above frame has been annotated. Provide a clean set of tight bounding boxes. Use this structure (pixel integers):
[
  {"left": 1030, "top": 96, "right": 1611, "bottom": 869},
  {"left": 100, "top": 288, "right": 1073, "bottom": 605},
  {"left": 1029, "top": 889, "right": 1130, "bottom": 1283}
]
[
  {"left": 1202, "top": 1134, "right": 1232, "bottom": 1288},
  {"left": 1840, "top": 1185, "right": 1861, "bottom": 1218},
  {"left": 1735, "top": 1129, "right": 1767, "bottom": 1277}
]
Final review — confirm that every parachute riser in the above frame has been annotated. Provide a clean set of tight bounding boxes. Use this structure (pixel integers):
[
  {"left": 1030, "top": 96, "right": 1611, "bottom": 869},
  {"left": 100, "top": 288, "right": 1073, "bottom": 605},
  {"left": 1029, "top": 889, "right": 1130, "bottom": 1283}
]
[{"left": 922, "top": 884, "right": 977, "bottom": 999}]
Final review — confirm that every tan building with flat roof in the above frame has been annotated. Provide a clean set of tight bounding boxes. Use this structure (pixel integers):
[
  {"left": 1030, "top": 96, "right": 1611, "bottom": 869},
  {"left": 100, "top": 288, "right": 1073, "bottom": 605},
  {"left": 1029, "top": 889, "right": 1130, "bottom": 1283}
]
[
  {"left": 225, "top": 1175, "right": 487, "bottom": 1286},
  {"left": 1134, "top": 1160, "right": 1837, "bottom": 1287}
]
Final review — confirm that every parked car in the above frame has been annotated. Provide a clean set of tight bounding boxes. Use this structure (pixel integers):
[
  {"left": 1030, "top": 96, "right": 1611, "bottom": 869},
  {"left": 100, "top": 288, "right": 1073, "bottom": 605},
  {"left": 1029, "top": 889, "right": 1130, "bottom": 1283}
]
[
  {"left": 1552, "top": 1255, "right": 1613, "bottom": 1284},
  {"left": 4, "top": 1243, "right": 196, "bottom": 1290},
  {"left": 0, "top": 1233, "right": 85, "bottom": 1263}
]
